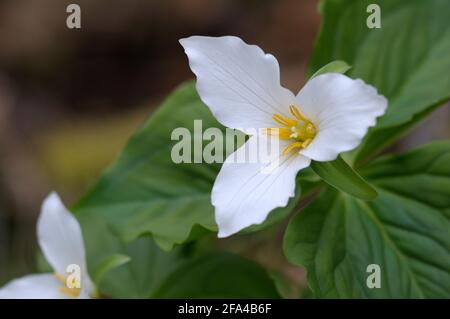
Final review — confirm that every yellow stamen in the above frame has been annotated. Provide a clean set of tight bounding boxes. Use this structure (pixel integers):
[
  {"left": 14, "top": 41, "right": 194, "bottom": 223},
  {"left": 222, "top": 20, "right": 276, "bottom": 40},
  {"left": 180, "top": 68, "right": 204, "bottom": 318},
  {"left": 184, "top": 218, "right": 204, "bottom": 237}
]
[
  {"left": 263, "top": 105, "right": 317, "bottom": 156},
  {"left": 55, "top": 272, "right": 82, "bottom": 298},
  {"left": 302, "top": 138, "right": 312, "bottom": 148},
  {"left": 282, "top": 142, "right": 304, "bottom": 156},
  {"left": 54, "top": 273, "right": 66, "bottom": 284},
  {"left": 305, "top": 123, "right": 315, "bottom": 135},
  {"left": 59, "top": 287, "right": 81, "bottom": 298},
  {"left": 289, "top": 105, "right": 308, "bottom": 122},
  {"left": 263, "top": 128, "right": 292, "bottom": 139},
  {"left": 272, "top": 114, "right": 297, "bottom": 127}
]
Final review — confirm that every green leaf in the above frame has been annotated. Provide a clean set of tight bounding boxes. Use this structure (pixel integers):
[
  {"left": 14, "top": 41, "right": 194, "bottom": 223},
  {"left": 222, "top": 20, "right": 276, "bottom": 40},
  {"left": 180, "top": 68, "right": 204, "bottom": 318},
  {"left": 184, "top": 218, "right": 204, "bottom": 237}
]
[
  {"left": 153, "top": 253, "right": 280, "bottom": 298},
  {"left": 94, "top": 254, "right": 131, "bottom": 285},
  {"left": 284, "top": 142, "right": 450, "bottom": 298},
  {"left": 354, "top": 102, "right": 445, "bottom": 165},
  {"left": 310, "top": 0, "right": 450, "bottom": 161},
  {"left": 91, "top": 236, "right": 186, "bottom": 298},
  {"left": 80, "top": 226, "right": 279, "bottom": 298},
  {"left": 73, "top": 81, "right": 301, "bottom": 250},
  {"left": 77, "top": 206, "right": 184, "bottom": 297},
  {"left": 362, "top": 141, "right": 450, "bottom": 208},
  {"left": 310, "top": 60, "right": 351, "bottom": 79},
  {"left": 311, "top": 156, "right": 378, "bottom": 201}
]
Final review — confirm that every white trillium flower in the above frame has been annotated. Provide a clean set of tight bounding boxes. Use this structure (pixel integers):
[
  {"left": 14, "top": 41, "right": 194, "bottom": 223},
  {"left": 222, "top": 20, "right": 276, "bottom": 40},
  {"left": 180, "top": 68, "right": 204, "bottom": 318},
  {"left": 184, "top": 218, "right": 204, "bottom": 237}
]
[
  {"left": 0, "top": 193, "right": 94, "bottom": 299},
  {"left": 180, "top": 36, "right": 388, "bottom": 238}
]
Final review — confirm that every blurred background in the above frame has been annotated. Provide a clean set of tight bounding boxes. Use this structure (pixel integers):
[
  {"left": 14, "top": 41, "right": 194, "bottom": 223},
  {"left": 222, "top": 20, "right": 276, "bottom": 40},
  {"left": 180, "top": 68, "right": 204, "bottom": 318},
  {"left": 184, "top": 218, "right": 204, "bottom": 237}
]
[{"left": 0, "top": 0, "right": 448, "bottom": 295}]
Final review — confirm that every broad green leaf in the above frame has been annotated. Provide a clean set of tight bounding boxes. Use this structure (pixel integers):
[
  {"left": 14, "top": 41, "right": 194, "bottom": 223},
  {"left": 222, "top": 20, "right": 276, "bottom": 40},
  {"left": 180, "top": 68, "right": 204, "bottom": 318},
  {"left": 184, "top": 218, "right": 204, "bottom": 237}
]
[
  {"left": 311, "top": 156, "right": 377, "bottom": 201},
  {"left": 362, "top": 141, "right": 450, "bottom": 209},
  {"left": 77, "top": 210, "right": 166, "bottom": 297},
  {"left": 284, "top": 142, "right": 450, "bottom": 298},
  {"left": 87, "top": 235, "right": 185, "bottom": 298},
  {"left": 354, "top": 103, "right": 443, "bottom": 165},
  {"left": 94, "top": 254, "right": 130, "bottom": 285},
  {"left": 79, "top": 222, "right": 279, "bottom": 299},
  {"left": 310, "top": 60, "right": 351, "bottom": 79},
  {"left": 310, "top": 0, "right": 450, "bottom": 161},
  {"left": 73, "top": 81, "right": 301, "bottom": 250},
  {"left": 153, "top": 253, "right": 280, "bottom": 298}
]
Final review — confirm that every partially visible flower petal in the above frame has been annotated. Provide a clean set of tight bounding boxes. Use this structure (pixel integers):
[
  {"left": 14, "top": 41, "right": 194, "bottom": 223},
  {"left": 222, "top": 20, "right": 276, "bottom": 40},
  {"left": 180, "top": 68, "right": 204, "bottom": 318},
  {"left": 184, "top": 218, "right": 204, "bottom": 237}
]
[
  {"left": 0, "top": 274, "right": 65, "bottom": 299},
  {"left": 296, "top": 73, "right": 387, "bottom": 161},
  {"left": 37, "top": 192, "right": 92, "bottom": 292},
  {"left": 180, "top": 36, "right": 297, "bottom": 133},
  {"left": 212, "top": 136, "right": 310, "bottom": 237}
]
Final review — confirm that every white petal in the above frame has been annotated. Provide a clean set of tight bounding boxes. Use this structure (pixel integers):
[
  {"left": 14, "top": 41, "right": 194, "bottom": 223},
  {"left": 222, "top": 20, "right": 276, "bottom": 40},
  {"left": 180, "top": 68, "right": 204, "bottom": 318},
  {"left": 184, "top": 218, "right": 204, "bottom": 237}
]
[
  {"left": 0, "top": 274, "right": 66, "bottom": 299},
  {"left": 37, "top": 193, "right": 91, "bottom": 286},
  {"left": 296, "top": 73, "right": 387, "bottom": 161},
  {"left": 180, "top": 36, "right": 296, "bottom": 132},
  {"left": 212, "top": 136, "right": 310, "bottom": 237}
]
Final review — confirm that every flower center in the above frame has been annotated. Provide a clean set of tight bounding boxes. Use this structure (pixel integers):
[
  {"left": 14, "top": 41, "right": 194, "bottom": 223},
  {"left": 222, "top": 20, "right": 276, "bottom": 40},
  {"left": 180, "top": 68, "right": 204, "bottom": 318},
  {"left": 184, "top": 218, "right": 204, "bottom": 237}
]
[
  {"left": 55, "top": 273, "right": 81, "bottom": 298},
  {"left": 263, "top": 105, "right": 316, "bottom": 155}
]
